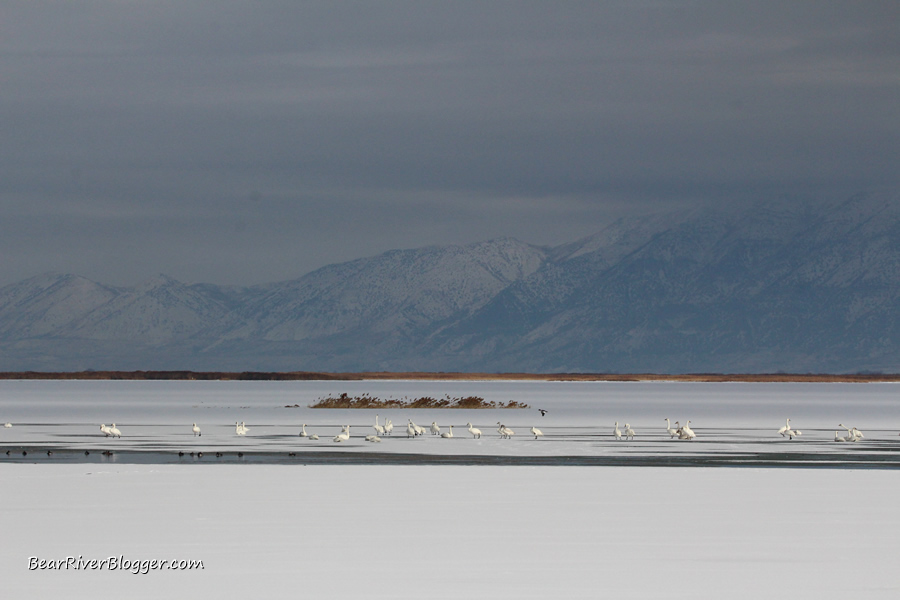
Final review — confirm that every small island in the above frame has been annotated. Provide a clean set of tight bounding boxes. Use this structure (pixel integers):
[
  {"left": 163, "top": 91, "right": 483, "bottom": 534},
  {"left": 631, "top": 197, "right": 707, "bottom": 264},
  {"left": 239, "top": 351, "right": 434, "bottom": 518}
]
[{"left": 303, "top": 393, "right": 529, "bottom": 409}]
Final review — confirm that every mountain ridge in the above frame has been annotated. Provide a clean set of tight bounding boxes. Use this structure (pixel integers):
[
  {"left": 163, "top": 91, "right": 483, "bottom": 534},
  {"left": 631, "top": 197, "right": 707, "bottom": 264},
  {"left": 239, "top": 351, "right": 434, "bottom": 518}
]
[{"left": 2, "top": 195, "right": 899, "bottom": 373}]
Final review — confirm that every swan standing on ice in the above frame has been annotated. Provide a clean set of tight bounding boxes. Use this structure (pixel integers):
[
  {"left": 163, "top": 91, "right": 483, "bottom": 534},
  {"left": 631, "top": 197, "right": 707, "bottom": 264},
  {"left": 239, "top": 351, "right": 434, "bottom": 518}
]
[
  {"left": 373, "top": 415, "right": 385, "bottom": 436},
  {"left": 235, "top": 422, "right": 247, "bottom": 436},
  {"left": 333, "top": 425, "right": 350, "bottom": 442},
  {"left": 665, "top": 418, "right": 679, "bottom": 439},
  {"left": 100, "top": 424, "right": 112, "bottom": 437},
  {"left": 414, "top": 421, "right": 426, "bottom": 436},
  {"left": 623, "top": 423, "right": 635, "bottom": 441},
  {"left": 778, "top": 418, "right": 791, "bottom": 437},
  {"left": 838, "top": 423, "right": 863, "bottom": 442},
  {"left": 192, "top": 423, "right": 201, "bottom": 437},
  {"left": 613, "top": 422, "right": 622, "bottom": 440},
  {"left": 406, "top": 420, "right": 417, "bottom": 438},
  {"left": 299, "top": 424, "right": 308, "bottom": 438},
  {"left": 441, "top": 425, "right": 454, "bottom": 438},
  {"left": 531, "top": 426, "right": 544, "bottom": 440},
  {"left": 785, "top": 425, "right": 802, "bottom": 440},
  {"left": 108, "top": 423, "right": 122, "bottom": 438},
  {"left": 384, "top": 419, "right": 393, "bottom": 436},
  {"left": 496, "top": 422, "right": 514, "bottom": 439},
  {"left": 430, "top": 421, "right": 441, "bottom": 436},
  {"left": 3, "top": 422, "right": 11, "bottom": 428},
  {"left": 467, "top": 423, "right": 482, "bottom": 438},
  {"left": 679, "top": 421, "right": 695, "bottom": 440}
]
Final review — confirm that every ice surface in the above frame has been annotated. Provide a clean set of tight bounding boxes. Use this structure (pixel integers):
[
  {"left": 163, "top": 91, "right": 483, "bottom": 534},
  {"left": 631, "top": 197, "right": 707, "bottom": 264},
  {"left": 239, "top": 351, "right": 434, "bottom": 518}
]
[
  {"left": 2, "top": 464, "right": 899, "bottom": 599},
  {"left": 2, "top": 380, "right": 900, "bottom": 466},
  {"left": 3, "top": 381, "right": 900, "bottom": 598}
]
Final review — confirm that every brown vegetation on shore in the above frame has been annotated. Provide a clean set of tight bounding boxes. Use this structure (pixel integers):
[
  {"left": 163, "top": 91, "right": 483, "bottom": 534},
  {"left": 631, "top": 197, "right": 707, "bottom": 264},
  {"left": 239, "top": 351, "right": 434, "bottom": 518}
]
[
  {"left": 0, "top": 370, "right": 897, "bottom": 383},
  {"left": 306, "top": 393, "right": 528, "bottom": 409}
]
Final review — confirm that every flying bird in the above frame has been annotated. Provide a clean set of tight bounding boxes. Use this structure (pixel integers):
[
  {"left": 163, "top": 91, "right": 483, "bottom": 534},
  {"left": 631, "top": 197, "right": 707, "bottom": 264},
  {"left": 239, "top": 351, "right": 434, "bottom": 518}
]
[{"left": 538, "top": 409, "right": 548, "bottom": 417}]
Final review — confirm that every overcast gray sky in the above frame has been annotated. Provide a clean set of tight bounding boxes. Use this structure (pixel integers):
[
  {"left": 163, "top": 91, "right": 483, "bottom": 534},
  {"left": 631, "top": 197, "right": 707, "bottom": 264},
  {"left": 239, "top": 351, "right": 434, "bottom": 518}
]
[{"left": 2, "top": 1, "right": 898, "bottom": 287}]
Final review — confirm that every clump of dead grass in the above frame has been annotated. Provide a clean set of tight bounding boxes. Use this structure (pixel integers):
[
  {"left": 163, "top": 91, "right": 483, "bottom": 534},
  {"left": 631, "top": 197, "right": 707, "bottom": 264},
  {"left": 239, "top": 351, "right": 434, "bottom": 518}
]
[{"left": 306, "top": 393, "right": 528, "bottom": 409}]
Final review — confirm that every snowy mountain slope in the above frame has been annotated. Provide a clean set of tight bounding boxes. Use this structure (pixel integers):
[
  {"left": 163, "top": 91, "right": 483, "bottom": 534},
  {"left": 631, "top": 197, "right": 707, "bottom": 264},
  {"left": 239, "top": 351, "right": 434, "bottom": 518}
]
[
  {"left": 429, "top": 195, "right": 900, "bottom": 372},
  {"left": 0, "top": 273, "right": 120, "bottom": 339},
  {"left": 226, "top": 238, "right": 548, "bottom": 342},
  {"left": 58, "top": 275, "right": 244, "bottom": 344}
]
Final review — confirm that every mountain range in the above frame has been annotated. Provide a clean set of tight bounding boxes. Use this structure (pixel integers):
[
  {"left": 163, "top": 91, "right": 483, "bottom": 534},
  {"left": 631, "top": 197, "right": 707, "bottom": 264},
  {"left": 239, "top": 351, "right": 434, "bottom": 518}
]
[{"left": 2, "top": 194, "right": 899, "bottom": 373}]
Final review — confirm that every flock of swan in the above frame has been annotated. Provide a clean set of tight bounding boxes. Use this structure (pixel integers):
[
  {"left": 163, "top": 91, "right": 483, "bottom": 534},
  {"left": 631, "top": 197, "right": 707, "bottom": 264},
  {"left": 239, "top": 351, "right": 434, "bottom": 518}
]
[
  {"left": 99, "top": 424, "right": 122, "bottom": 438},
  {"left": 11, "top": 414, "right": 860, "bottom": 444}
]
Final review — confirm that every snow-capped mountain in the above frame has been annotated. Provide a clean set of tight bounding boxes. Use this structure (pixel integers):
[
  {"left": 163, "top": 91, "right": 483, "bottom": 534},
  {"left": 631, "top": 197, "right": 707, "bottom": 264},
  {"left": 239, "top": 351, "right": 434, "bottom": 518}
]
[{"left": 1, "top": 194, "right": 899, "bottom": 373}]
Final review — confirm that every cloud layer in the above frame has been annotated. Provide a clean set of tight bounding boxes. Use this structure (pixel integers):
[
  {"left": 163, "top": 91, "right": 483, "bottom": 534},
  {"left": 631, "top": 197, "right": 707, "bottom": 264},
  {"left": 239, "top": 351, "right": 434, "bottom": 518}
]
[{"left": 2, "top": 1, "right": 897, "bottom": 285}]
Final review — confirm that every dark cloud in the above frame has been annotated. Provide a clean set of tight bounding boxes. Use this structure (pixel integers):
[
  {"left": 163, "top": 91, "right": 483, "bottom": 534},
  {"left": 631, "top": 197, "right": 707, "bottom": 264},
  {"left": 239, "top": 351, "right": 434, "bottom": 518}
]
[{"left": 1, "top": 1, "right": 897, "bottom": 286}]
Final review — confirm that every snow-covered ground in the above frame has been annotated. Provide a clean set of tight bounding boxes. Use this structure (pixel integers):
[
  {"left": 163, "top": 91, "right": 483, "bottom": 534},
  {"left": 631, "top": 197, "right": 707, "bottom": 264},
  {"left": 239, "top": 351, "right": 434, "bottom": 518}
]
[
  {"left": 2, "top": 380, "right": 899, "bottom": 598},
  {"left": 3, "top": 464, "right": 899, "bottom": 599}
]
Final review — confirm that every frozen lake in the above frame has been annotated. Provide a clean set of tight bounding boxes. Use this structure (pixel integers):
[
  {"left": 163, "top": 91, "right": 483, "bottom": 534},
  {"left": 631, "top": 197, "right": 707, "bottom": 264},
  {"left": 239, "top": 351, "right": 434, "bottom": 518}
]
[
  {"left": 2, "top": 379, "right": 900, "bottom": 467},
  {"left": 3, "top": 380, "right": 900, "bottom": 598},
  {"left": 3, "top": 464, "right": 899, "bottom": 599}
]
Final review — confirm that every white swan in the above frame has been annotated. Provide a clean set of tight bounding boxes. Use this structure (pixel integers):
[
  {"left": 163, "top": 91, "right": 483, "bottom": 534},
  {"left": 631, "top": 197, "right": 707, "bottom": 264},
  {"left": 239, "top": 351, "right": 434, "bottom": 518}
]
[
  {"left": 308, "top": 433, "right": 319, "bottom": 440},
  {"left": 108, "top": 423, "right": 122, "bottom": 438},
  {"left": 299, "top": 424, "right": 308, "bottom": 438},
  {"left": 665, "top": 418, "right": 678, "bottom": 439},
  {"left": 467, "top": 422, "right": 482, "bottom": 438},
  {"left": 406, "top": 420, "right": 417, "bottom": 438},
  {"left": 778, "top": 418, "right": 791, "bottom": 437},
  {"left": 240, "top": 421, "right": 249, "bottom": 434},
  {"left": 613, "top": 422, "right": 622, "bottom": 440},
  {"left": 531, "top": 426, "right": 544, "bottom": 440},
  {"left": 834, "top": 431, "right": 848, "bottom": 442},
  {"left": 496, "top": 422, "right": 514, "bottom": 439},
  {"left": 365, "top": 434, "right": 382, "bottom": 442},
  {"left": 373, "top": 415, "right": 385, "bottom": 436},
  {"left": 441, "top": 425, "right": 454, "bottom": 438},
  {"left": 679, "top": 421, "right": 695, "bottom": 440},
  {"left": 192, "top": 423, "right": 201, "bottom": 437},
  {"left": 3, "top": 422, "right": 11, "bottom": 428},
  {"left": 838, "top": 423, "right": 862, "bottom": 442},
  {"left": 384, "top": 419, "right": 393, "bottom": 436},
  {"left": 623, "top": 423, "right": 635, "bottom": 441},
  {"left": 100, "top": 424, "right": 111, "bottom": 437},
  {"left": 414, "top": 421, "right": 426, "bottom": 436},
  {"left": 785, "top": 427, "right": 802, "bottom": 440},
  {"left": 333, "top": 425, "right": 350, "bottom": 442},
  {"left": 235, "top": 421, "right": 246, "bottom": 436},
  {"left": 430, "top": 421, "right": 441, "bottom": 436}
]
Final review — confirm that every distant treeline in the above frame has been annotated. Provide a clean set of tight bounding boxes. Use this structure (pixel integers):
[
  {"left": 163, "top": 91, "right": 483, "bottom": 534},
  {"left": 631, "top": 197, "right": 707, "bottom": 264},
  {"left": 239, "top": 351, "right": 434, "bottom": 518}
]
[
  {"left": 307, "top": 393, "right": 529, "bottom": 409},
  {"left": 0, "top": 370, "right": 897, "bottom": 382},
  {"left": 0, "top": 370, "right": 356, "bottom": 381}
]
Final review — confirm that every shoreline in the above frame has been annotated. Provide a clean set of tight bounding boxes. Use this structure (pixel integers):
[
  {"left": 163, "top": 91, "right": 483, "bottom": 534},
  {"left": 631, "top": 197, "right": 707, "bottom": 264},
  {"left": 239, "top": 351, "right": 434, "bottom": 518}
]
[
  {"left": 2, "top": 447, "right": 899, "bottom": 469},
  {"left": 0, "top": 370, "right": 899, "bottom": 383}
]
